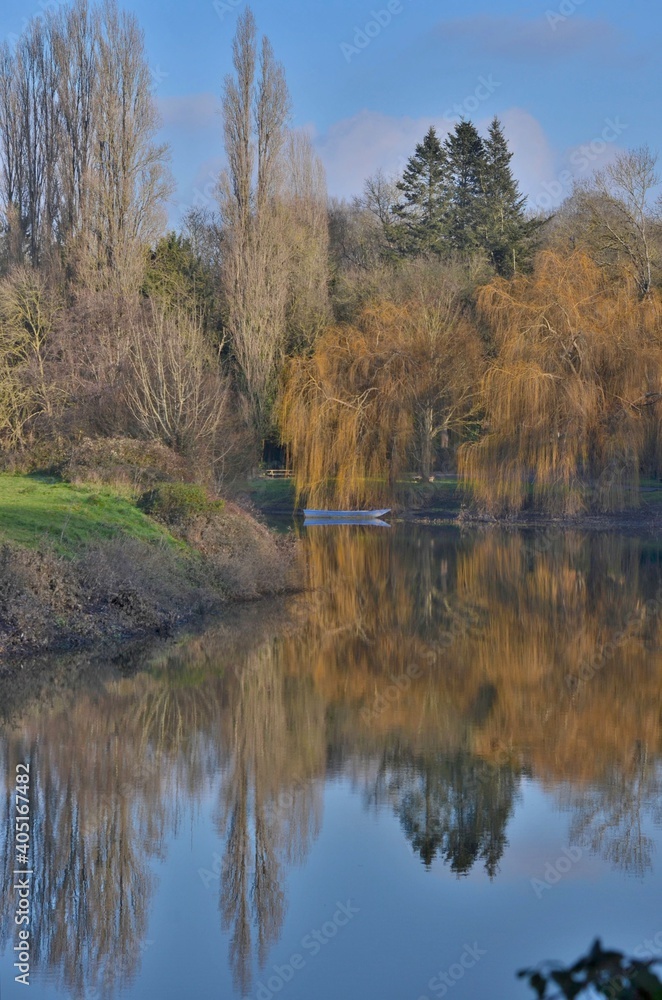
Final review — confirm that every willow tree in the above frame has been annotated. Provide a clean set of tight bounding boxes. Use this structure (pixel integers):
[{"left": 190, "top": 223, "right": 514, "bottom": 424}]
[
  {"left": 459, "top": 250, "right": 662, "bottom": 515},
  {"left": 279, "top": 292, "right": 482, "bottom": 507}
]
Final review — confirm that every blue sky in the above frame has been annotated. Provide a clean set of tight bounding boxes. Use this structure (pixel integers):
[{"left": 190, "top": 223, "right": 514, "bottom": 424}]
[{"left": 2, "top": 0, "right": 660, "bottom": 224}]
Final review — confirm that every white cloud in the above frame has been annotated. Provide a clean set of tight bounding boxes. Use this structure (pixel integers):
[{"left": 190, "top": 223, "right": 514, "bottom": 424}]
[
  {"left": 315, "top": 109, "right": 452, "bottom": 199},
  {"left": 314, "top": 107, "right": 558, "bottom": 203},
  {"left": 499, "top": 108, "right": 557, "bottom": 198},
  {"left": 158, "top": 92, "right": 219, "bottom": 132}
]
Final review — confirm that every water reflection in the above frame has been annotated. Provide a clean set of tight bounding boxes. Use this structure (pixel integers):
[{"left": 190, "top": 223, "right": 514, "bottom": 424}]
[
  {"left": 363, "top": 748, "right": 520, "bottom": 876},
  {"left": 1, "top": 525, "right": 662, "bottom": 996}
]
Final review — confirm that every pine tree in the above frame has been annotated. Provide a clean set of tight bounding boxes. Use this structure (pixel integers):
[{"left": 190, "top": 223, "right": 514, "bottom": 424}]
[
  {"left": 482, "top": 117, "right": 537, "bottom": 276},
  {"left": 444, "top": 121, "right": 488, "bottom": 256},
  {"left": 393, "top": 127, "right": 449, "bottom": 256}
]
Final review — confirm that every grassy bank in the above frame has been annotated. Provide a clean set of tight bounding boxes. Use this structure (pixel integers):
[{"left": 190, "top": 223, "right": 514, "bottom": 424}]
[
  {"left": 0, "top": 475, "right": 174, "bottom": 553},
  {"left": 0, "top": 474, "right": 299, "bottom": 661}
]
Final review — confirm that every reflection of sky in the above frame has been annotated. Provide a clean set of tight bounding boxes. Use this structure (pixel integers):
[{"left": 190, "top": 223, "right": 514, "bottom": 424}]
[
  {"left": 2, "top": 526, "right": 662, "bottom": 998},
  {"left": 3, "top": 773, "right": 661, "bottom": 1000}
]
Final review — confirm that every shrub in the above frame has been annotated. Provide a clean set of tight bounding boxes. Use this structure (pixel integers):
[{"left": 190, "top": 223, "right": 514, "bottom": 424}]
[
  {"left": 62, "top": 436, "right": 192, "bottom": 489},
  {"left": 519, "top": 939, "right": 662, "bottom": 998},
  {"left": 137, "top": 482, "right": 224, "bottom": 525}
]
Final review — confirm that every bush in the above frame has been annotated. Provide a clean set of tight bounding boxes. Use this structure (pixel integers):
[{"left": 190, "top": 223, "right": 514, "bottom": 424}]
[
  {"left": 519, "top": 939, "right": 662, "bottom": 998},
  {"left": 137, "top": 482, "right": 224, "bottom": 525},
  {"left": 62, "top": 436, "right": 192, "bottom": 489}
]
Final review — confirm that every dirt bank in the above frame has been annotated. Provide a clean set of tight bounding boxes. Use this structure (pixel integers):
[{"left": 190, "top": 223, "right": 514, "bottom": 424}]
[{"left": 0, "top": 492, "right": 299, "bottom": 663}]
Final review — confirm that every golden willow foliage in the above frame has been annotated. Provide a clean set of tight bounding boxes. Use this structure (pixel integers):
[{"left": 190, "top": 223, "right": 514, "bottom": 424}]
[
  {"left": 296, "top": 526, "right": 662, "bottom": 795},
  {"left": 279, "top": 298, "right": 481, "bottom": 507},
  {"left": 459, "top": 251, "right": 662, "bottom": 514}
]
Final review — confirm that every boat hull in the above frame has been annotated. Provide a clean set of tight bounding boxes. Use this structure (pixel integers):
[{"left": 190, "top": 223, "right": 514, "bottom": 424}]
[
  {"left": 303, "top": 509, "right": 390, "bottom": 519},
  {"left": 304, "top": 517, "right": 391, "bottom": 527}
]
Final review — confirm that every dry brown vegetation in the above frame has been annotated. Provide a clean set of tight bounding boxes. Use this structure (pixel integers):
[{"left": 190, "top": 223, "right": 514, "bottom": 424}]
[
  {"left": 0, "top": 501, "right": 299, "bottom": 658},
  {"left": 2, "top": 3, "right": 662, "bottom": 513},
  {"left": 281, "top": 247, "right": 662, "bottom": 515},
  {"left": 459, "top": 251, "right": 662, "bottom": 514},
  {"left": 280, "top": 267, "right": 482, "bottom": 507}
]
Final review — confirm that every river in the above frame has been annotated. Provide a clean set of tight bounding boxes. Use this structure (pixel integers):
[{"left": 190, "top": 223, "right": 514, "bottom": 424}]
[{"left": 1, "top": 523, "right": 662, "bottom": 999}]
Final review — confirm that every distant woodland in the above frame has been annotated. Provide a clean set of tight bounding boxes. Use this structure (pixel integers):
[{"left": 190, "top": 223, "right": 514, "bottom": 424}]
[{"left": 2, "top": 2, "right": 662, "bottom": 513}]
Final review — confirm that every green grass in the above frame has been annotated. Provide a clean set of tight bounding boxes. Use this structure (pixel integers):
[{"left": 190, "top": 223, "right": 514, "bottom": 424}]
[
  {"left": 0, "top": 474, "right": 176, "bottom": 556},
  {"left": 233, "top": 475, "right": 463, "bottom": 514},
  {"left": 640, "top": 478, "right": 662, "bottom": 505},
  {"left": 233, "top": 477, "right": 297, "bottom": 512}
]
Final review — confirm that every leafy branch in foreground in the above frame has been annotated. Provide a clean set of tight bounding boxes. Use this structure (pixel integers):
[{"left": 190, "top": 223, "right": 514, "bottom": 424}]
[{"left": 519, "top": 939, "right": 662, "bottom": 999}]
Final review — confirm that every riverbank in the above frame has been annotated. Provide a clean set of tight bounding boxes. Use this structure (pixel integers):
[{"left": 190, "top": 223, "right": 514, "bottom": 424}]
[{"left": 0, "top": 474, "right": 299, "bottom": 662}]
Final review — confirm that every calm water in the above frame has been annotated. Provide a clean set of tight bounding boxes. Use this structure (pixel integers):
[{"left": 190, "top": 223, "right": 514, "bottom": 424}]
[{"left": 2, "top": 524, "right": 662, "bottom": 999}]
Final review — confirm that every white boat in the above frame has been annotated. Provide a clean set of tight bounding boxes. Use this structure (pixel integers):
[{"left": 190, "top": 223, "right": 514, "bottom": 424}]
[
  {"left": 303, "top": 508, "right": 391, "bottom": 520},
  {"left": 305, "top": 517, "right": 391, "bottom": 528}
]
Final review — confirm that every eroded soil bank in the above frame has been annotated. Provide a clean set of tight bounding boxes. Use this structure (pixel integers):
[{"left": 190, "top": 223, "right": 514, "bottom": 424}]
[{"left": 0, "top": 487, "right": 299, "bottom": 663}]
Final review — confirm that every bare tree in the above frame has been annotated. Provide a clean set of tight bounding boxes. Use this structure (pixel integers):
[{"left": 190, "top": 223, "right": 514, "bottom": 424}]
[
  {"left": 0, "top": 45, "right": 25, "bottom": 266},
  {"left": 327, "top": 171, "right": 399, "bottom": 275},
  {"left": 81, "top": 0, "right": 171, "bottom": 292},
  {"left": 0, "top": 0, "right": 171, "bottom": 290},
  {"left": 0, "top": 266, "right": 61, "bottom": 444},
  {"left": 573, "top": 147, "right": 661, "bottom": 295},
  {"left": 125, "top": 303, "right": 229, "bottom": 458},
  {"left": 219, "top": 8, "right": 293, "bottom": 445},
  {"left": 0, "top": 19, "right": 60, "bottom": 267},
  {"left": 282, "top": 129, "right": 329, "bottom": 349},
  {"left": 52, "top": 0, "right": 97, "bottom": 248}
]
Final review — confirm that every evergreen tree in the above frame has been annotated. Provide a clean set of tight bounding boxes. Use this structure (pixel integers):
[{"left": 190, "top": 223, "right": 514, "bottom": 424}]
[
  {"left": 392, "top": 119, "right": 540, "bottom": 271},
  {"left": 143, "top": 232, "right": 216, "bottom": 314},
  {"left": 393, "top": 127, "right": 449, "bottom": 256},
  {"left": 444, "top": 120, "right": 488, "bottom": 256},
  {"left": 481, "top": 117, "right": 536, "bottom": 276}
]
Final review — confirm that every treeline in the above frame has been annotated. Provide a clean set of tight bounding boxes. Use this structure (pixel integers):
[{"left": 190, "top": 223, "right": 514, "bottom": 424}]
[
  {"left": 0, "top": 0, "right": 169, "bottom": 288},
  {"left": 0, "top": 3, "right": 327, "bottom": 479},
  {"left": 1, "top": 3, "right": 662, "bottom": 513}
]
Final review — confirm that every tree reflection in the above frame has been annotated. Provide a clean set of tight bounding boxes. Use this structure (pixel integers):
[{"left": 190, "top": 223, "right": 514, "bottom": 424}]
[
  {"left": 362, "top": 748, "right": 519, "bottom": 876},
  {"left": 0, "top": 608, "right": 324, "bottom": 999},
  {"left": 1, "top": 525, "right": 662, "bottom": 996},
  {"left": 218, "top": 641, "right": 324, "bottom": 995},
  {"left": 0, "top": 721, "right": 162, "bottom": 998},
  {"left": 560, "top": 746, "right": 662, "bottom": 878},
  {"left": 301, "top": 525, "right": 662, "bottom": 878}
]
